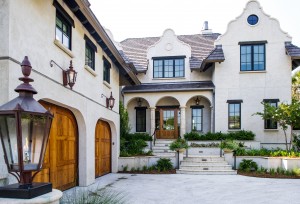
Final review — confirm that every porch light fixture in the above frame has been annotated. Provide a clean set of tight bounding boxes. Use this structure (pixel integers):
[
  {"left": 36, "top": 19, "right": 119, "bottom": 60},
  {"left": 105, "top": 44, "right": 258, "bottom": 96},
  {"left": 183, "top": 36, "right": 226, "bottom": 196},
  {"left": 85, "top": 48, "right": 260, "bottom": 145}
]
[
  {"left": 137, "top": 98, "right": 142, "bottom": 107},
  {"left": 195, "top": 97, "right": 201, "bottom": 105},
  {"left": 50, "top": 60, "right": 77, "bottom": 89},
  {"left": 0, "top": 56, "right": 53, "bottom": 199},
  {"left": 101, "top": 92, "right": 115, "bottom": 109}
]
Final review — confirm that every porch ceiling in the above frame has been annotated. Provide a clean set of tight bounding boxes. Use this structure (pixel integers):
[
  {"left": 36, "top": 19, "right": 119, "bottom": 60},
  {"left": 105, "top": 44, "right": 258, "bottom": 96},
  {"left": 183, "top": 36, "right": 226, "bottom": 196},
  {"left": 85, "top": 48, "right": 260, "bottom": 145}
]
[{"left": 122, "top": 81, "right": 214, "bottom": 93}]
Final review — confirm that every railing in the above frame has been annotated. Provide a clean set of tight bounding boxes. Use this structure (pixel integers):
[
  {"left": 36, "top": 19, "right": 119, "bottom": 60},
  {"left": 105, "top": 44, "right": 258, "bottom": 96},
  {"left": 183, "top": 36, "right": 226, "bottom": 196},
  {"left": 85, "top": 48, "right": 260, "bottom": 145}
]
[
  {"left": 233, "top": 150, "right": 237, "bottom": 170},
  {"left": 150, "top": 129, "right": 157, "bottom": 150},
  {"left": 220, "top": 139, "right": 223, "bottom": 157}
]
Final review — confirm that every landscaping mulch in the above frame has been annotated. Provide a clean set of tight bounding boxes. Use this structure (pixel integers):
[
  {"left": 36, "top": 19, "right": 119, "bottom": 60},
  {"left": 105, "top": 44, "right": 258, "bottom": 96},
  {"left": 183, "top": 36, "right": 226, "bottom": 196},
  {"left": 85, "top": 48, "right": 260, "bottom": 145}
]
[
  {"left": 238, "top": 170, "right": 300, "bottom": 179},
  {"left": 118, "top": 169, "right": 176, "bottom": 174}
]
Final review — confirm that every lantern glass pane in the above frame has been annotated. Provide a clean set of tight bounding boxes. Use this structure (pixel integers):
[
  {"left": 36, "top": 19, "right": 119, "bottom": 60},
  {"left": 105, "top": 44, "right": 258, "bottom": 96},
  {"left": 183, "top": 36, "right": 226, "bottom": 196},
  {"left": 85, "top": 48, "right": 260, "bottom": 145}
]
[
  {"left": 21, "top": 113, "right": 48, "bottom": 171},
  {"left": 0, "top": 115, "right": 19, "bottom": 171}
]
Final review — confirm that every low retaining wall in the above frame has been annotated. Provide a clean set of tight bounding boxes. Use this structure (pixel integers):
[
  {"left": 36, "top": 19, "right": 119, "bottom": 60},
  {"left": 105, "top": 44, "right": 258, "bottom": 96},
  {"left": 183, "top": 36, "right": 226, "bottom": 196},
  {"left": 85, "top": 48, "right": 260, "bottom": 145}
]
[
  {"left": 118, "top": 156, "right": 176, "bottom": 171},
  {"left": 224, "top": 153, "right": 300, "bottom": 170},
  {"left": 188, "top": 141, "right": 261, "bottom": 149}
]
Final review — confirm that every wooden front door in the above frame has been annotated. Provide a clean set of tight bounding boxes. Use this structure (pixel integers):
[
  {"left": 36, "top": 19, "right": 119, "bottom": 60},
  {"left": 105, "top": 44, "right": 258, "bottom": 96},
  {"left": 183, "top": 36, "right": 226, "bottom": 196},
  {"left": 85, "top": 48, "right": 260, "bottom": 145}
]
[
  {"left": 95, "top": 120, "right": 111, "bottom": 177},
  {"left": 156, "top": 108, "right": 179, "bottom": 139},
  {"left": 34, "top": 101, "right": 78, "bottom": 191}
]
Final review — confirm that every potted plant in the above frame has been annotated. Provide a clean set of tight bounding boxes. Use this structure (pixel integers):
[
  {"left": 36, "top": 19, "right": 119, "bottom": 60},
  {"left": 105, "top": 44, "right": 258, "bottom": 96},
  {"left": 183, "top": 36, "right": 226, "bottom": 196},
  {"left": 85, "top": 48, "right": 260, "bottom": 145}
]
[
  {"left": 169, "top": 138, "right": 189, "bottom": 152},
  {"left": 220, "top": 139, "right": 239, "bottom": 153}
]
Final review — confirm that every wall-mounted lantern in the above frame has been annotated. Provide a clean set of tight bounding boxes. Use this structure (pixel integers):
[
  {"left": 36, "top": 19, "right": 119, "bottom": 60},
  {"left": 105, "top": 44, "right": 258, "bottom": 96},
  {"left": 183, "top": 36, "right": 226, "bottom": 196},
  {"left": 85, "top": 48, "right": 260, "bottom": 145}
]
[
  {"left": 101, "top": 92, "right": 115, "bottom": 109},
  {"left": 137, "top": 98, "right": 142, "bottom": 107},
  {"left": 0, "top": 56, "right": 53, "bottom": 199},
  {"left": 50, "top": 60, "right": 77, "bottom": 89},
  {"left": 195, "top": 96, "right": 201, "bottom": 105}
]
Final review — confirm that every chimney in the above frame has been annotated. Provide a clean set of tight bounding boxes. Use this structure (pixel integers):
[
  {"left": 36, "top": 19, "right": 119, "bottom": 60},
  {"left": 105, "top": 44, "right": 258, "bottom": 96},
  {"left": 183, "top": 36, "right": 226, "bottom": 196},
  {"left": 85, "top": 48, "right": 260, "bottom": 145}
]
[{"left": 201, "top": 21, "right": 212, "bottom": 35}]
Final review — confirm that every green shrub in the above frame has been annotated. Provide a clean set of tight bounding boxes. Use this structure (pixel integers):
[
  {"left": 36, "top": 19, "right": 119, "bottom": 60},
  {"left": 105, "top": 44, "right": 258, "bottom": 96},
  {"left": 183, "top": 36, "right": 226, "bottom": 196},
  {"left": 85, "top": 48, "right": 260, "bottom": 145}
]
[
  {"left": 169, "top": 138, "right": 189, "bottom": 151},
  {"left": 292, "top": 168, "right": 300, "bottom": 176},
  {"left": 142, "top": 165, "right": 147, "bottom": 171},
  {"left": 184, "top": 130, "right": 255, "bottom": 141},
  {"left": 220, "top": 140, "right": 239, "bottom": 151},
  {"left": 269, "top": 168, "right": 276, "bottom": 175},
  {"left": 239, "top": 159, "right": 258, "bottom": 172},
  {"left": 122, "top": 165, "right": 128, "bottom": 172},
  {"left": 235, "top": 148, "right": 300, "bottom": 157},
  {"left": 156, "top": 158, "right": 173, "bottom": 171},
  {"left": 125, "top": 132, "right": 152, "bottom": 141},
  {"left": 190, "top": 142, "right": 219, "bottom": 148},
  {"left": 293, "top": 134, "right": 300, "bottom": 151}
]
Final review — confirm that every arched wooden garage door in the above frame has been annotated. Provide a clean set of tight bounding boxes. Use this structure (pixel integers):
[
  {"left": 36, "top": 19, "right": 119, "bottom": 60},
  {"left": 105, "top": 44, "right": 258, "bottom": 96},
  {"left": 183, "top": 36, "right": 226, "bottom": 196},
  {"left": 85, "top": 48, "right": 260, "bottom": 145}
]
[
  {"left": 95, "top": 120, "right": 111, "bottom": 177},
  {"left": 34, "top": 101, "right": 78, "bottom": 191}
]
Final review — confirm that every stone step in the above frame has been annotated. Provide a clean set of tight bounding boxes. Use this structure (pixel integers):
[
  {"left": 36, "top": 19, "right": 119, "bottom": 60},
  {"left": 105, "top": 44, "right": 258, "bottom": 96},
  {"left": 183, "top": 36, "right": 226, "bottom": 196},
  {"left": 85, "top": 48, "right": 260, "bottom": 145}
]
[
  {"left": 180, "top": 161, "right": 228, "bottom": 166},
  {"left": 179, "top": 165, "right": 233, "bottom": 171},
  {"left": 183, "top": 156, "right": 224, "bottom": 162},
  {"left": 152, "top": 146, "right": 170, "bottom": 150},
  {"left": 154, "top": 140, "right": 175, "bottom": 144},
  {"left": 153, "top": 152, "right": 176, "bottom": 157},
  {"left": 153, "top": 149, "right": 176, "bottom": 153},
  {"left": 176, "top": 169, "right": 237, "bottom": 175}
]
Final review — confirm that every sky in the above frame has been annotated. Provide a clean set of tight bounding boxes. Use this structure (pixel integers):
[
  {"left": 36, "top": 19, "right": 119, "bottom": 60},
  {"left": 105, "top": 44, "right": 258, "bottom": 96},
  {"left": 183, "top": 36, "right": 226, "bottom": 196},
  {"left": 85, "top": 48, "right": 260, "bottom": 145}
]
[{"left": 89, "top": 0, "right": 300, "bottom": 45}]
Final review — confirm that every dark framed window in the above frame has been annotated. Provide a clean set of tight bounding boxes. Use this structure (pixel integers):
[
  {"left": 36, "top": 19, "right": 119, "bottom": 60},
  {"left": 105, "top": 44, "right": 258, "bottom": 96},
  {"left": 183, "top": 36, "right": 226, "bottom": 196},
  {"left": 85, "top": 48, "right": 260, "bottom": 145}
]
[
  {"left": 264, "top": 99, "right": 278, "bottom": 129},
  {"left": 103, "top": 57, "right": 111, "bottom": 83},
  {"left": 191, "top": 106, "right": 203, "bottom": 132},
  {"left": 247, "top": 15, "right": 259, "bottom": 25},
  {"left": 136, "top": 107, "right": 146, "bottom": 132},
  {"left": 153, "top": 57, "right": 185, "bottom": 78},
  {"left": 85, "top": 44, "right": 95, "bottom": 69},
  {"left": 240, "top": 44, "right": 265, "bottom": 71},
  {"left": 228, "top": 101, "right": 242, "bottom": 129},
  {"left": 55, "top": 13, "right": 71, "bottom": 49}
]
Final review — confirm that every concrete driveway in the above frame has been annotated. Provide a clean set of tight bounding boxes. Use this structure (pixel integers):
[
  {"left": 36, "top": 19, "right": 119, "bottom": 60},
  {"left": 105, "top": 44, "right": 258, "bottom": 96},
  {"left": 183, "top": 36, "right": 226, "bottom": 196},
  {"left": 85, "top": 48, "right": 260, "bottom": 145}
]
[{"left": 67, "top": 173, "right": 300, "bottom": 204}]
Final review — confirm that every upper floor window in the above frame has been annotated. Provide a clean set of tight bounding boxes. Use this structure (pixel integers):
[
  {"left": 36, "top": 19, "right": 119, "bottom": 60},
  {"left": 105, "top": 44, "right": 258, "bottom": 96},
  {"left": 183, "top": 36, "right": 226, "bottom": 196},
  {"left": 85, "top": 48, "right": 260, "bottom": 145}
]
[
  {"left": 191, "top": 106, "right": 203, "bottom": 132},
  {"left": 240, "top": 44, "right": 265, "bottom": 71},
  {"left": 103, "top": 57, "right": 111, "bottom": 83},
  {"left": 56, "top": 13, "right": 71, "bottom": 50},
  {"left": 84, "top": 35, "right": 97, "bottom": 70},
  {"left": 227, "top": 100, "right": 242, "bottom": 129},
  {"left": 53, "top": 0, "right": 75, "bottom": 50},
  {"left": 85, "top": 44, "right": 95, "bottom": 70},
  {"left": 153, "top": 57, "right": 185, "bottom": 78},
  {"left": 263, "top": 99, "right": 279, "bottom": 129}
]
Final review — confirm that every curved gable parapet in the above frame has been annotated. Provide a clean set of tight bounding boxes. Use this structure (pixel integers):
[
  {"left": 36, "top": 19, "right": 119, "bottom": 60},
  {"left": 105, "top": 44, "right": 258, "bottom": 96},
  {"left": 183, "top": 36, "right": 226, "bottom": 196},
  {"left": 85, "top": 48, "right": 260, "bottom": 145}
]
[
  {"left": 215, "top": 0, "right": 292, "bottom": 44},
  {"left": 147, "top": 29, "right": 192, "bottom": 59}
]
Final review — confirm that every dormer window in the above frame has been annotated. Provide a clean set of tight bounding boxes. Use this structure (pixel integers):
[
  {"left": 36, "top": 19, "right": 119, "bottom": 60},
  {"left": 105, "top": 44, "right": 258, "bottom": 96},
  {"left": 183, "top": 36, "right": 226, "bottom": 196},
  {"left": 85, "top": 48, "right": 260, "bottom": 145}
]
[{"left": 153, "top": 56, "right": 185, "bottom": 78}]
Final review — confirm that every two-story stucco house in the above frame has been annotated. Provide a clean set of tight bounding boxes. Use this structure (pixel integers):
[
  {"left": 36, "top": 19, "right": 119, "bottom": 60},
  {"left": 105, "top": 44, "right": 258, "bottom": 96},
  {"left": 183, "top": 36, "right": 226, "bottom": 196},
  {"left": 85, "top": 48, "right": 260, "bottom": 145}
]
[
  {"left": 0, "top": 0, "right": 139, "bottom": 190},
  {"left": 120, "top": 0, "right": 300, "bottom": 150}
]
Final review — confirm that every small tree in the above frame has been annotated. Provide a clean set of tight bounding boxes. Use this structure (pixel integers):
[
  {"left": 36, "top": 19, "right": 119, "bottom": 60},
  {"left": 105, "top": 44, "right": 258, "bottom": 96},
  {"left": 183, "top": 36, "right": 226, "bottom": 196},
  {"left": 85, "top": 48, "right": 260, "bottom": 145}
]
[
  {"left": 119, "top": 101, "right": 130, "bottom": 138},
  {"left": 255, "top": 100, "right": 300, "bottom": 152}
]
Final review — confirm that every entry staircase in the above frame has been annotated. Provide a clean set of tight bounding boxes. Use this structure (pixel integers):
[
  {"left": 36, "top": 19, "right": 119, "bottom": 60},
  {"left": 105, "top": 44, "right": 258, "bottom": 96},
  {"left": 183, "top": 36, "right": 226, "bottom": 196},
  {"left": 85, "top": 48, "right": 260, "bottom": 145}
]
[{"left": 152, "top": 139, "right": 237, "bottom": 175}]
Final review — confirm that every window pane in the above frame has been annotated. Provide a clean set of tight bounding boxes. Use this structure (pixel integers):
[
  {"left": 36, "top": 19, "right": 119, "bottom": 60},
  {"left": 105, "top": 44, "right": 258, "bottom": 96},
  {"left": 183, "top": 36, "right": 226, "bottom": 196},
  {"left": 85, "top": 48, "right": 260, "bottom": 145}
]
[
  {"left": 136, "top": 109, "right": 146, "bottom": 132},
  {"left": 56, "top": 17, "right": 62, "bottom": 29},
  {"left": 63, "top": 34, "right": 70, "bottom": 48},
  {"left": 192, "top": 108, "right": 202, "bottom": 132},
  {"left": 55, "top": 28, "right": 62, "bottom": 41},
  {"left": 229, "top": 103, "right": 241, "bottom": 129}
]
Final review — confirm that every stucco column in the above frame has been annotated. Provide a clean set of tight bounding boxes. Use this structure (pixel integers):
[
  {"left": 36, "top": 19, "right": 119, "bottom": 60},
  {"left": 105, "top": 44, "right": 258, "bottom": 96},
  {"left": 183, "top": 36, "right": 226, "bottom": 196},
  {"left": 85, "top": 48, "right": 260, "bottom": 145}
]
[
  {"left": 180, "top": 106, "right": 186, "bottom": 137},
  {"left": 210, "top": 105, "right": 214, "bottom": 132},
  {"left": 150, "top": 107, "right": 156, "bottom": 136}
]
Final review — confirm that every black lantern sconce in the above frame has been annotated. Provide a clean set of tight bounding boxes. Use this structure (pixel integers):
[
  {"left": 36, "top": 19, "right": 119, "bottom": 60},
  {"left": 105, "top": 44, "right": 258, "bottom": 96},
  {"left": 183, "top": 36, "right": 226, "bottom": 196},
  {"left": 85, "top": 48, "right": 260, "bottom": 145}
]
[
  {"left": 0, "top": 56, "right": 53, "bottom": 199},
  {"left": 50, "top": 60, "right": 77, "bottom": 89},
  {"left": 195, "top": 96, "right": 201, "bottom": 105},
  {"left": 137, "top": 98, "right": 142, "bottom": 107},
  {"left": 101, "top": 92, "right": 115, "bottom": 109}
]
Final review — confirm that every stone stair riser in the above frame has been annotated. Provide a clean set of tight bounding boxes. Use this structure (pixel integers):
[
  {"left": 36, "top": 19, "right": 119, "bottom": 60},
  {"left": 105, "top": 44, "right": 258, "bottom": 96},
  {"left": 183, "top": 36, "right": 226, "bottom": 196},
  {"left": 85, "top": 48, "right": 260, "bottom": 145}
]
[
  {"left": 183, "top": 157, "right": 224, "bottom": 162},
  {"left": 176, "top": 170, "right": 237, "bottom": 175},
  {"left": 180, "top": 161, "right": 228, "bottom": 166},
  {"left": 180, "top": 166, "right": 233, "bottom": 170}
]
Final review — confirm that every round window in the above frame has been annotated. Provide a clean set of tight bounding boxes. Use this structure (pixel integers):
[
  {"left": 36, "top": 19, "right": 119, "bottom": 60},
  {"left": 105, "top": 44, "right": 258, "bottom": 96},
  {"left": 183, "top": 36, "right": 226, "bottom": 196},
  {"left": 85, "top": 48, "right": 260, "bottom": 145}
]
[{"left": 247, "top": 14, "right": 259, "bottom": 25}]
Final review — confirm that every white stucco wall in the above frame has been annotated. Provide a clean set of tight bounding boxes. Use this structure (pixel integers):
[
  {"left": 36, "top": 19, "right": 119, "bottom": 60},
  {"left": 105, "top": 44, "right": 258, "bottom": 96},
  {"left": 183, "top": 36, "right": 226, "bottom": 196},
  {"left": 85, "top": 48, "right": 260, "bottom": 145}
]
[
  {"left": 0, "top": 0, "right": 123, "bottom": 187},
  {"left": 214, "top": 0, "right": 292, "bottom": 143}
]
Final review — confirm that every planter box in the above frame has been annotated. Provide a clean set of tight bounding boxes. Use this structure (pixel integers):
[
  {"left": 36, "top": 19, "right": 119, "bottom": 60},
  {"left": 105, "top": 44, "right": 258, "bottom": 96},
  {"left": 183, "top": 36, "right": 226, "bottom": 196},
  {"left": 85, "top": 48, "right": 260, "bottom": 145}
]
[
  {"left": 225, "top": 155, "right": 300, "bottom": 170},
  {"left": 118, "top": 156, "right": 176, "bottom": 171},
  {"left": 188, "top": 140, "right": 260, "bottom": 149}
]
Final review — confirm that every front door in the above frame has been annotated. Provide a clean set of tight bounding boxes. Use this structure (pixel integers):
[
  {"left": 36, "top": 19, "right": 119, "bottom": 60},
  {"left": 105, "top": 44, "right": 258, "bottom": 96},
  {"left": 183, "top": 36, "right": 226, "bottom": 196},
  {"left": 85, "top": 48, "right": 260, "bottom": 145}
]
[
  {"left": 156, "top": 108, "right": 179, "bottom": 139},
  {"left": 95, "top": 120, "right": 111, "bottom": 177},
  {"left": 34, "top": 101, "right": 78, "bottom": 191}
]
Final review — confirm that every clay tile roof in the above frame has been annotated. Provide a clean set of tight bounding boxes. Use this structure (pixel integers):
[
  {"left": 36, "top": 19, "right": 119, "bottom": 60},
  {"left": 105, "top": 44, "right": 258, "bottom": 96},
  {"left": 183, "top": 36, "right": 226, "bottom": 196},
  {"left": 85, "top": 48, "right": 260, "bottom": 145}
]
[{"left": 120, "top": 33, "right": 221, "bottom": 72}]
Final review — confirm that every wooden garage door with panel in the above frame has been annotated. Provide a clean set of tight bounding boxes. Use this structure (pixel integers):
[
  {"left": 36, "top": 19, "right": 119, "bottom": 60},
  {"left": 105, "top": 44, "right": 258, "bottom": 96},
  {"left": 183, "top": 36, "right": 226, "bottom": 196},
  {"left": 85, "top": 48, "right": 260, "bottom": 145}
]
[
  {"left": 34, "top": 101, "right": 78, "bottom": 191},
  {"left": 95, "top": 120, "right": 111, "bottom": 177}
]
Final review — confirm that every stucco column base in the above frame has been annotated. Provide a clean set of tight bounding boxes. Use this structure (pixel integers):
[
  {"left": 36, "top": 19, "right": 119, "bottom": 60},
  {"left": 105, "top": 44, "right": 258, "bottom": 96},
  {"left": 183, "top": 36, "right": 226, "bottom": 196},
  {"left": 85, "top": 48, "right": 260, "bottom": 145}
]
[
  {"left": 0, "top": 189, "right": 62, "bottom": 204},
  {"left": 224, "top": 152, "right": 234, "bottom": 166},
  {"left": 180, "top": 106, "right": 186, "bottom": 137},
  {"left": 175, "top": 151, "right": 184, "bottom": 169},
  {"left": 150, "top": 107, "right": 156, "bottom": 136}
]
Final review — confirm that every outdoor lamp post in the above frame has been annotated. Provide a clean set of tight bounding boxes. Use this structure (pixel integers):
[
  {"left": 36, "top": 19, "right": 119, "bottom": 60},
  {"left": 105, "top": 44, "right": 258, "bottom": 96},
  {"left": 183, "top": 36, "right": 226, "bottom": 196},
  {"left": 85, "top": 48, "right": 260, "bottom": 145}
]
[{"left": 0, "top": 56, "right": 53, "bottom": 199}]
